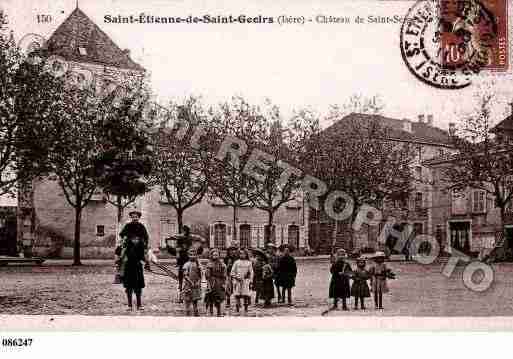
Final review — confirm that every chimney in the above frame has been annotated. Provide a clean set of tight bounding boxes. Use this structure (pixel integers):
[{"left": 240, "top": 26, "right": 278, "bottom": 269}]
[
  {"left": 418, "top": 114, "right": 425, "bottom": 123},
  {"left": 448, "top": 122, "right": 456, "bottom": 136},
  {"left": 402, "top": 119, "right": 412, "bottom": 133},
  {"left": 427, "top": 114, "right": 433, "bottom": 126}
]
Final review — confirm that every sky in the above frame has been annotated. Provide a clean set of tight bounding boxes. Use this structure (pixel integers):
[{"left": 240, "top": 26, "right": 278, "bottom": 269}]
[{"left": 3, "top": 0, "right": 513, "bottom": 131}]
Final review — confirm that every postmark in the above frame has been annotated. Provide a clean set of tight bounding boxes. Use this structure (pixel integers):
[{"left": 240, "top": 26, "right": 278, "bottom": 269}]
[{"left": 400, "top": 0, "right": 508, "bottom": 89}]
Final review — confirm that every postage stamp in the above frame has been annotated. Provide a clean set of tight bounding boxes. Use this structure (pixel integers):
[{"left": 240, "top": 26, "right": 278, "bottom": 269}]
[{"left": 439, "top": 0, "right": 509, "bottom": 72}]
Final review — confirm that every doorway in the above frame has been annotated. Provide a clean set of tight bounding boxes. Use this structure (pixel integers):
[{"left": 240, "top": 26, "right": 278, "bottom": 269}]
[{"left": 449, "top": 221, "right": 471, "bottom": 255}]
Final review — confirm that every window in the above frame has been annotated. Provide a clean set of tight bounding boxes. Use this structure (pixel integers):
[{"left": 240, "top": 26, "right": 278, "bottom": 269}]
[
  {"left": 472, "top": 190, "right": 486, "bottom": 213},
  {"left": 288, "top": 225, "right": 300, "bottom": 250},
  {"left": 451, "top": 189, "right": 467, "bottom": 215},
  {"left": 415, "top": 166, "right": 422, "bottom": 180},
  {"left": 213, "top": 223, "right": 227, "bottom": 249},
  {"left": 239, "top": 224, "right": 251, "bottom": 248},
  {"left": 160, "top": 219, "right": 177, "bottom": 247},
  {"left": 414, "top": 192, "right": 423, "bottom": 211},
  {"left": 96, "top": 225, "right": 105, "bottom": 237}
]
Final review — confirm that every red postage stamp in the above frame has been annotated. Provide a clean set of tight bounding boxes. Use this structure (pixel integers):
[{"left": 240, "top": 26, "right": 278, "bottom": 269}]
[{"left": 439, "top": 0, "right": 509, "bottom": 72}]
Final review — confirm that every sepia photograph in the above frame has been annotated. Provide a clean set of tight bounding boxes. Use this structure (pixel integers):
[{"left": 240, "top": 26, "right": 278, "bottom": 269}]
[{"left": 1, "top": 0, "right": 513, "bottom": 350}]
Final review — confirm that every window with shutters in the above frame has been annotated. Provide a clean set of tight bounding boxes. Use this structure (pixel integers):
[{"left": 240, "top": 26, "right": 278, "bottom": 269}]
[
  {"left": 239, "top": 224, "right": 251, "bottom": 249},
  {"left": 213, "top": 223, "right": 227, "bottom": 249},
  {"left": 414, "top": 192, "right": 423, "bottom": 211},
  {"left": 472, "top": 190, "right": 486, "bottom": 214}
]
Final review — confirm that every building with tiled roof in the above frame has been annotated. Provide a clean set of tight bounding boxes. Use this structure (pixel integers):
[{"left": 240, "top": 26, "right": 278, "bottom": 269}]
[
  {"left": 45, "top": 7, "right": 143, "bottom": 71},
  {"left": 19, "top": 8, "right": 308, "bottom": 259},
  {"left": 422, "top": 110, "right": 513, "bottom": 258},
  {"left": 309, "top": 112, "right": 457, "bottom": 255}
]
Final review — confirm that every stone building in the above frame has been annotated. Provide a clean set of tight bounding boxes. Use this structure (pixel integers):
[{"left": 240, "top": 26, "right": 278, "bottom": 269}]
[
  {"left": 424, "top": 114, "right": 513, "bottom": 257},
  {"left": 21, "top": 8, "right": 308, "bottom": 258},
  {"left": 307, "top": 113, "right": 455, "bottom": 254}
]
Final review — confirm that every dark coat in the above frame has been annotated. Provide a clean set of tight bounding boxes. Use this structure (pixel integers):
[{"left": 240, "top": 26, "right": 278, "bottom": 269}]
[
  {"left": 205, "top": 259, "right": 227, "bottom": 304},
  {"left": 329, "top": 259, "right": 351, "bottom": 299},
  {"left": 252, "top": 258, "right": 265, "bottom": 293},
  {"left": 277, "top": 254, "right": 297, "bottom": 288},
  {"left": 119, "top": 222, "right": 149, "bottom": 248},
  {"left": 351, "top": 268, "right": 371, "bottom": 298},
  {"left": 122, "top": 238, "right": 145, "bottom": 290},
  {"left": 261, "top": 263, "right": 275, "bottom": 301}
]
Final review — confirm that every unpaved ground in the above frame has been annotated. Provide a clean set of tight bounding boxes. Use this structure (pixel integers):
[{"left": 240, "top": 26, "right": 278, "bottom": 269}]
[{"left": 1, "top": 258, "right": 512, "bottom": 317}]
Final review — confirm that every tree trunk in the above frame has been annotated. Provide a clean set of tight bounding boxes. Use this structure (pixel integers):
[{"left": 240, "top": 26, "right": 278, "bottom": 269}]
[
  {"left": 116, "top": 195, "right": 123, "bottom": 237},
  {"left": 232, "top": 206, "right": 237, "bottom": 245},
  {"left": 265, "top": 210, "right": 275, "bottom": 245},
  {"left": 177, "top": 209, "right": 184, "bottom": 234},
  {"left": 73, "top": 206, "right": 82, "bottom": 266}
]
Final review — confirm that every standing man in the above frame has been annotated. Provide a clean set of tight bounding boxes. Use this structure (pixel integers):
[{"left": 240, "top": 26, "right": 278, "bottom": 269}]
[{"left": 119, "top": 211, "right": 150, "bottom": 270}]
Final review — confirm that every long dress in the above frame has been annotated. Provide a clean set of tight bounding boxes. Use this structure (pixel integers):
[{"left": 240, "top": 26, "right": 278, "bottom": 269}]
[
  {"left": 205, "top": 259, "right": 227, "bottom": 304},
  {"left": 253, "top": 258, "right": 265, "bottom": 294},
  {"left": 231, "top": 259, "right": 254, "bottom": 298},
  {"left": 261, "top": 263, "right": 275, "bottom": 302},
  {"left": 328, "top": 259, "right": 351, "bottom": 299},
  {"left": 122, "top": 238, "right": 145, "bottom": 290},
  {"left": 182, "top": 260, "right": 202, "bottom": 302},
  {"left": 277, "top": 254, "right": 297, "bottom": 289},
  {"left": 350, "top": 268, "right": 371, "bottom": 298}
]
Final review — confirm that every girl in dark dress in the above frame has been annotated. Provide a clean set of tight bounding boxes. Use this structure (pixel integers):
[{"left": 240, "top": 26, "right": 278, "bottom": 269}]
[
  {"left": 205, "top": 249, "right": 227, "bottom": 316},
  {"left": 252, "top": 253, "right": 265, "bottom": 305},
  {"left": 351, "top": 258, "right": 371, "bottom": 310},
  {"left": 261, "top": 256, "right": 275, "bottom": 307},
  {"left": 122, "top": 237, "right": 146, "bottom": 311},
  {"left": 329, "top": 249, "right": 352, "bottom": 311},
  {"left": 277, "top": 245, "right": 297, "bottom": 305}
]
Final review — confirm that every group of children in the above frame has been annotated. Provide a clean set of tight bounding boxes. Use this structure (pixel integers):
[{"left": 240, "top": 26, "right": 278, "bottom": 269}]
[
  {"left": 329, "top": 249, "right": 395, "bottom": 311},
  {"left": 181, "top": 244, "right": 297, "bottom": 316}
]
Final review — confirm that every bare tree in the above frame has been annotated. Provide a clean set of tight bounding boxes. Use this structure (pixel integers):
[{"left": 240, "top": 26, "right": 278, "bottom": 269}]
[
  {"left": 206, "top": 96, "right": 265, "bottom": 245},
  {"left": 444, "top": 87, "right": 513, "bottom": 260},
  {"left": 150, "top": 96, "right": 210, "bottom": 233}
]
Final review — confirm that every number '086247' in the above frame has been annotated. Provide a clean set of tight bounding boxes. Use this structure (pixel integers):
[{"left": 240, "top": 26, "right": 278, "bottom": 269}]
[{"left": 2, "top": 338, "right": 33, "bottom": 346}]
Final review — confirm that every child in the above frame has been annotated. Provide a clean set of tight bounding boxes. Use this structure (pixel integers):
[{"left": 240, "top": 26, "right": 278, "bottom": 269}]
[
  {"left": 231, "top": 249, "right": 254, "bottom": 313},
  {"left": 205, "top": 249, "right": 227, "bottom": 316},
  {"left": 252, "top": 250, "right": 266, "bottom": 305},
  {"left": 277, "top": 245, "right": 297, "bottom": 305},
  {"left": 120, "top": 236, "right": 146, "bottom": 311},
  {"left": 223, "top": 246, "right": 238, "bottom": 308},
  {"left": 182, "top": 248, "right": 202, "bottom": 316},
  {"left": 261, "top": 254, "right": 275, "bottom": 308},
  {"left": 328, "top": 248, "right": 352, "bottom": 311},
  {"left": 351, "top": 257, "right": 371, "bottom": 310},
  {"left": 369, "top": 252, "right": 395, "bottom": 310}
]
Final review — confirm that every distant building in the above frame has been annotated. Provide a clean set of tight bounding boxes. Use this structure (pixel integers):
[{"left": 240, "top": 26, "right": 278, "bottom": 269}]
[
  {"left": 22, "top": 8, "right": 307, "bottom": 259},
  {"left": 307, "top": 113, "right": 456, "bottom": 254}
]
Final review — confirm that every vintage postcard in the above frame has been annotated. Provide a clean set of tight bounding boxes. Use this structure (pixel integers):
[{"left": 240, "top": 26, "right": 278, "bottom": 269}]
[{"left": 1, "top": 0, "right": 513, "bottom": 336}]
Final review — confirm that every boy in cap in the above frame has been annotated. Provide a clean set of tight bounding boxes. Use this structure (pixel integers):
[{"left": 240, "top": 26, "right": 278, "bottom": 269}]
[
  {"left": 328, "top": 248, "right": 352, "bottom": 311},
  {"left": 351, "top": 257, "right": 371, "bottom": 310}
]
